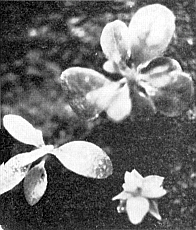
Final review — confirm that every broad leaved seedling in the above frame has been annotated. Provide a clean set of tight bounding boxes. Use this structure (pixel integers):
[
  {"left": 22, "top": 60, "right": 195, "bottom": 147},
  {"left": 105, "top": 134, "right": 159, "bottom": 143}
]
[
  {"left": 1, "top": 115, "right": 112, "bottom": 206},
  {"left": 61, "top": 4, "right": 194, "bottom": 122}
]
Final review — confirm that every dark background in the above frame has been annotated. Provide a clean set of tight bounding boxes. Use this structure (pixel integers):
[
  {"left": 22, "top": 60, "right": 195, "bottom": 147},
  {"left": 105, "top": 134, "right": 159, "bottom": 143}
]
[{"left": 0, "top": 1, "right": 196, "bottom": 229}]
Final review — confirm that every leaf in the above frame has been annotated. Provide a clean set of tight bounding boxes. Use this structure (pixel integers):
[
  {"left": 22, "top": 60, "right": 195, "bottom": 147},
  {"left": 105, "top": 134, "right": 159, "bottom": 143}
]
[
  {"left": 129, "top": 4, "right": 175, "bottom": 66},
  {"left": 60, "top": 67, "right": 111, "bottom": 119},
  {"left": 0, "top": 147, "right": 52, "bottom": 195},
  {"left": 130, "top": 84, "right": 157, "bottom": 120},
  {"left": 123, "top": 170, "right": 143, "bottom": 193},
  {"left": 86, "top": 79, "right": 131, "bottom": 122},
  {"left": 142, "top": 175, "right": 167, "bottom": 198},
  {"left": 137, "top": 57, "right": 182, "bottom": 76},
  {"left": 53, "top": 141, "right": 113, "bottom": 179},
  {"left": 100, "top": 20, "right": 130, "bottom": 65},
  {"left": 106, "top": 83, "right": 132, "bottom": 122},
  {"left": 3, "top": 115, "right": 45, "bottom": 147},
  {"left": 103, "top": 60, "right": 119, "bottom": 74},
  {"left": 126, "top": 197, "right": 149, "bottom": 225},
  {"left": 139, "top": 70, "right": 194, "bottom": 117},
  {"left": 112, "top": 191, "right": 132, "bottom": 201},
  {"left": 23, "top": 160, "right": 47, "bottom": 206},
  {"left": 149, "top": 200, "right": 162, "bottom": 221}
]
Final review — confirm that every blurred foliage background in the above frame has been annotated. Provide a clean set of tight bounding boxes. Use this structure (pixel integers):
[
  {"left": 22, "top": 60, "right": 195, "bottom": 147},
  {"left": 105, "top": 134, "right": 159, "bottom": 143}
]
[{"left": 1, "top": 1, "right": 196, "bottom": 229}]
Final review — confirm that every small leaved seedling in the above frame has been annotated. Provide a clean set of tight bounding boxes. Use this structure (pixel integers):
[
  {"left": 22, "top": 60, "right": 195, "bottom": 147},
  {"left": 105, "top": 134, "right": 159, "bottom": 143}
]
[
  {"left": 1, "top": 115, "right": 112, "bottom": 206},
  {"left": 60, "top": 4, "right": 194, "bottom": 122},
  {"left": 112, "top": 169, "right": 167, "bottom": 225}
]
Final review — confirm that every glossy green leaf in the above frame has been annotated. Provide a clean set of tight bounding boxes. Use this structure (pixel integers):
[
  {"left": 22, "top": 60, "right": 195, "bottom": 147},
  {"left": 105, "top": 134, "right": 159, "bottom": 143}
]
[
  {"left": 60, "top": 67, "right": 111, "bottom": 119},
  {"left": 54, "top": 141, "right": 113, "bottom": 179},
  {"left": 0, "top": 148, "right": 51, "bottom": 195},
  {"left": 23, "top": 160, "right": 47, "bottom": 206},
  {"left": 100, "top": 20, "right": 130, "bottom": 65},
  {"left": 129, "top": 4, "right": 175, "bottom": 66},
  {"left": 3, "top": 115, "right": 45, "bottom": 147}
]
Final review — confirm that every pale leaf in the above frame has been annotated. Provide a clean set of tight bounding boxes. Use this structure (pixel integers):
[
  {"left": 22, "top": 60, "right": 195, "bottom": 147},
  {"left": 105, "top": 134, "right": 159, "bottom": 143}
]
[
  {"left": 137, "top": 57, "right": 182, "bottom": 78},
  {"left": 129, "top": 4, "right": 175, "bottom": 65},
  {"left": 23, "top": 160, "right": 47, "bottom": 206},
  {"left": 3, "top": 115, "right": 45, "bottom": 147},
  {"left": 142, "top": 175, "right": 167, "bottom": 198},
  {"left": 60, "top": 67, "right": 111, "bottom": 119},
  {"left": 53, "top": 141, "right": 113, "bottom": 179},
  {"left": 0, "top": 148, "right": 51, "bottom": 195},
  {"left": 103, "top": 60, "right": 119, "bottom": 74},
  {"left": 106, "top": 83, "right": 132, "bottom": 122},
  {"left": 137, "top": 57, "right": 194, "bottom": 116},
  {"left": 126, "top": 197, "right": 149, "bottom": 225},
  {"left": 112, "top": 191, "right": 132, "bottom": 201},
  {"left": 123, "top": 170, "right": 143, "bottom": 193},
  {"left": 144, "top": 72, "right": 194, "bottom": 117},
  {"left": 100, "top": 20, "right": 130, "bottom": 64}
]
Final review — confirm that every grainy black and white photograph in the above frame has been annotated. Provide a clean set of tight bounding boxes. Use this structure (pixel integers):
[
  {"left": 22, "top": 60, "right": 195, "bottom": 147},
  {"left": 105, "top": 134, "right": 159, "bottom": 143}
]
[{"left": 0, "top": 1, "right": 196, "bottom": 229}]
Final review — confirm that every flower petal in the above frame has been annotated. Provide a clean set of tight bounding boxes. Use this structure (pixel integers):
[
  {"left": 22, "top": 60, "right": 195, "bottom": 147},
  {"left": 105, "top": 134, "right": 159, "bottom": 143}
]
[
  {"left": 129, "top": 4, "right": 175, "bottom": 66},
  {"left": 123, "top": 170, "right": 143, "bottom": 193},
  {"left": 3, "top": 115, "right": 45, "bottom": 147},
  {"left": 53, "top": 141, "right": 113, "bottom": 179},
  {"left": 112, "top": 191, "right": 132, "bottom": 201},
  {"left": 142, "top": 175, "right": 167, "bottom": 198},
  {"left": 149, "top": 200, "right": 162, "bottom": 221},
  {"left": 23, "top": 160, "right": 47, "bottom": 206},
  {"left": 60, "top": 67, "right": 111, "bottom": 120},
  {"left": 100, "top": 20, "right": 130, "bottom": 65},
  {"left": 126, "top": 197, "right": 149, "bottom": 225}
]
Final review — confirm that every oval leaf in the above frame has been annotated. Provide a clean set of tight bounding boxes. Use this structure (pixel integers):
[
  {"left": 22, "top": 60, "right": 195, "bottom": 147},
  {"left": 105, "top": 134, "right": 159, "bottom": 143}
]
[
  {"left": 129, "top": 4, "right": 175, "bottom": 66},
  {"left": 103, "top": 60, "right": 120, "bottom": 74},
  {"left": 60, "top": 67, "right": 111, "bottom": 119},
  {"left": 139, "top": 67, "right": 194, "bottom": 117},
  {"left": 130, "top": 83, "right": 157, "bottom": 120},
  {"left": 126, "top": 197, "right": 149, "bottom": 225},
  {"left": 137, "top": 57, "right": 182, "bottom": 76},
  {"left": 23, "top": 160, "right": 47, "bottom": 206},
  {"left": 54, "top": 141, "right": 113, "bottom": 179},
  {"left": 100, "top": 20, "right": 130, "bottom": 65},
  {"left": 0, "top": 147, "right": 51, "bottom": 195},
  {"left": 3, "top": 115, "right": 45, "bottom": 147},
  {"left": 106, "top": 83, "right": 132, "bottom": 122}
]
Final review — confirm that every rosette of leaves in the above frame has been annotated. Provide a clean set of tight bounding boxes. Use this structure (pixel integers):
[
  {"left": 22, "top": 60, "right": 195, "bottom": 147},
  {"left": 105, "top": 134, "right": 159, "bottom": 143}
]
[
  {"left": 0, "top": 115, "right": 112, "bottom": 206},
  {"left": 61, "top": 4, "right": 194, "bottom": 122}
]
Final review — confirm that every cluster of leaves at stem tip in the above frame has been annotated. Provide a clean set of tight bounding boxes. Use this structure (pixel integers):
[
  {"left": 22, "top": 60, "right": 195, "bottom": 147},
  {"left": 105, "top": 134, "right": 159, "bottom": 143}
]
[
  {"left": 61, "top": 4, "right": 194, "bottom": 122},
  {"left": 0, "top": 4, "right": 195, "bottom": 227}
]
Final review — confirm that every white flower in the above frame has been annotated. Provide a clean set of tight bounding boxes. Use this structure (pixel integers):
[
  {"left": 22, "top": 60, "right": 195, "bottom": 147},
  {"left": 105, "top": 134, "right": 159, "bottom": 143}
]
[{"left": 112, "top": 169, "right": 167, "bottom": 225}]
